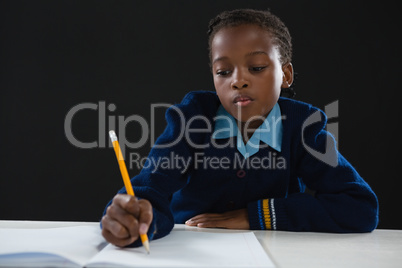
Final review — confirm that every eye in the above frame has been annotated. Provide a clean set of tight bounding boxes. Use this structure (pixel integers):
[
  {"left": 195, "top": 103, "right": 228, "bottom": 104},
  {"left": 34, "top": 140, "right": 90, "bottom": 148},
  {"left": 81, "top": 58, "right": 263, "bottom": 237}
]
[
  {"left": 250, "top": 66, "right": 267, "bottom": 72},
  {"left": 216, "top": 70, "right": 231, "bottom": 76}
]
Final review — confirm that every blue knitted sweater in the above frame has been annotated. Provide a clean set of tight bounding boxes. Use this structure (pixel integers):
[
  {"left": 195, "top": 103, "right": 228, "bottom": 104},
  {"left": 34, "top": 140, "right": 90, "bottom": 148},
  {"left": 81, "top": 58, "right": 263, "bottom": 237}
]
[{"left": 104, "top": 91, "right": 379, "bottom": 245}]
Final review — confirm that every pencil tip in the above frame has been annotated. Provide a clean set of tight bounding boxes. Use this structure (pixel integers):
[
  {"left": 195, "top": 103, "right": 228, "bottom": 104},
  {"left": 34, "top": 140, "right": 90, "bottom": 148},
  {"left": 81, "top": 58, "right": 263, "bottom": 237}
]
[{"left": 143, "top": 240, "right": 150, "bottom": 254}]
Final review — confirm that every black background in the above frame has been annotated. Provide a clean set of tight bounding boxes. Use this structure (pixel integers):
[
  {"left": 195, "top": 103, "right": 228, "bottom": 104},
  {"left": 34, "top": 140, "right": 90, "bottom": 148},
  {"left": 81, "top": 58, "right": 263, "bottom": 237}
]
[{"left": 1, "top": 0, "right": 401, "bottom": 229}]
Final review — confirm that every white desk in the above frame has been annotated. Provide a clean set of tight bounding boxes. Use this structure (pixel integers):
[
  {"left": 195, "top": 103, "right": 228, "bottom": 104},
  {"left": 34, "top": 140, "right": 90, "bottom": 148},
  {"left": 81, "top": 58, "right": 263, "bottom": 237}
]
[{"left": 1, "top": 221, "right": 401, "bottom": 268}]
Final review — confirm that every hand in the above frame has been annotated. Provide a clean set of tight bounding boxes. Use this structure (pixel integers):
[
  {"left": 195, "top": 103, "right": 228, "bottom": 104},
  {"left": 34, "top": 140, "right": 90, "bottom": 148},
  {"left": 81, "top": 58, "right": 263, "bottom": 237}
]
[
  {"left": 101, "top": 194, "right": 153, "bottom": 247},
  {"left": 185, "top": 209, "right": 250, "bottom": 229}
]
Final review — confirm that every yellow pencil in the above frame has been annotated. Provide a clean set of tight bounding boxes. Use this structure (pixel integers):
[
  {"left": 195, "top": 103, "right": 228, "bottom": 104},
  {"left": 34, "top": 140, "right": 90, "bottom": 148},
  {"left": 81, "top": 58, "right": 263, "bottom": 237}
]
[{"left": 109, "top": 130, "right": 150, "bottom": 254}]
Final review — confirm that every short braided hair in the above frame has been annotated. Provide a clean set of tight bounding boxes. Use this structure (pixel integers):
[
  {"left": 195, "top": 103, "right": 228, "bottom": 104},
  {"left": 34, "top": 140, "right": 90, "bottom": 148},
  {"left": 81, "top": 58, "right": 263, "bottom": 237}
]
[{"left": 207, "top": 9, "right": 292, "bottom": 65}]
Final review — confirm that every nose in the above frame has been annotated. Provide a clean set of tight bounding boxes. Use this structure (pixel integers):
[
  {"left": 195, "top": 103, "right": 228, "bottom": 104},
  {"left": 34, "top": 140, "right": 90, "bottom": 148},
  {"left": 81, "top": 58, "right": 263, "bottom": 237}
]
[{"left": 231, "top": 69, "right": 249, "bottom": 90}]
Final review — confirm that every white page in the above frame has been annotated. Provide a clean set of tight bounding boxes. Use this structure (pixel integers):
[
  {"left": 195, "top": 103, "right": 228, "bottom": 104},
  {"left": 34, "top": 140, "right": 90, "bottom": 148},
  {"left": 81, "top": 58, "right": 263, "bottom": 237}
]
[
  {"left": 88, "top": 230, "right": 275, "bottom": 268},
  {"left": 0, "top": 225, "right": 107, "bottom": 267}
]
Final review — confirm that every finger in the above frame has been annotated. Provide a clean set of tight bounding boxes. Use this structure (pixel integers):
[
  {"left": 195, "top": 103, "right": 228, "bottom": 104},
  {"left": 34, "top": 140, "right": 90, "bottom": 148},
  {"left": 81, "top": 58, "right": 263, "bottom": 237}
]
[
  {"left": 187, "top": 213, "right": 223, "bottom": 221},
  {"left": 187, "top": 213, "right": 220, "bottom": 221},
  {"left": 185, "top": 220, "right": 197, "bottom": 226},
  {"left": 102, "top": 228, "right": 136, "bottom": 247},
  {"left": 196, "top": 220, "right": 223, "bottom": 228},
  {"left": 101, "top": 215, "right": 136, "bottom": 247},
  {"left": 102, "top": 213, "right": 129, "bottom": 239},
  {"left": 138, "top": 199, "right": 153, "bottom": 234},
  {"left": 106, "top": 203, "right": 139, "bottom": 239},
  {"left": 186, "top": 213, "right": 222, "bottom": 226},
  {"left": 199, "top": 214, "right": 249, "bottom": 230},
  {"left": 113, "top": 194, "right": 140, "bottom": 217},
  {"left": 185, "top": 209, "right": 250, "bottom": 229}
]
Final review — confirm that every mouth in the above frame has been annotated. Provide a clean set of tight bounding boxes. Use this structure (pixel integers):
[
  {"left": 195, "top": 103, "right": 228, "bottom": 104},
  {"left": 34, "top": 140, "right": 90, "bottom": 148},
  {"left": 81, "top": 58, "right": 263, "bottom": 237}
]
[{"left": 233, "top": 95, "right": 254, "bottom": 107}]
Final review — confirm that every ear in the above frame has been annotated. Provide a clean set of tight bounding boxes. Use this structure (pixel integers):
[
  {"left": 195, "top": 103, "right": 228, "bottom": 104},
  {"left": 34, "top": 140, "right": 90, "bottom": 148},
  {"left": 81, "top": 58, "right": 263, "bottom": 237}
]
[{"left": 281, "top": 63, "right": 294, "bottom": 88}]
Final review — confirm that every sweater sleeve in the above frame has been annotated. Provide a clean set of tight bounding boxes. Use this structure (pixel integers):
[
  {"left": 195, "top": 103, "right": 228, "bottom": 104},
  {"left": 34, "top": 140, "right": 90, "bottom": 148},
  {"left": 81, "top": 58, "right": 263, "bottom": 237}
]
[
  {"left": 248, "top": 107, "right": 379, "bottom": 233},
  {"left": 101, "top": 93, "right": 203, "bottom": 246}
]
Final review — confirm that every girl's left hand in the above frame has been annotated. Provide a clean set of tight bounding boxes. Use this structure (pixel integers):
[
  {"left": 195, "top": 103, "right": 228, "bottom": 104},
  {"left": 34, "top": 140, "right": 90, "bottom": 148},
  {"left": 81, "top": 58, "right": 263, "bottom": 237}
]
[{"left": 185, "top": 209, "right": 250, "bottom": 229}]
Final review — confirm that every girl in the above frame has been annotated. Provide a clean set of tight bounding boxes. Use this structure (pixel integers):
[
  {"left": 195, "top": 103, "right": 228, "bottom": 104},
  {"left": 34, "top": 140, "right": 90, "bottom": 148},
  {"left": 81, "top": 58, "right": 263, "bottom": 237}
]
[{"left": 101, "top": 9, "right": 378, "bottom": 247}]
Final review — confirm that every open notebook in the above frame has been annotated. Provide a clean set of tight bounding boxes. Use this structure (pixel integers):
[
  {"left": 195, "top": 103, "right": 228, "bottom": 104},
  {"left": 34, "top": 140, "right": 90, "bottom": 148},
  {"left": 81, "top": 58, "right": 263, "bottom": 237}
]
[{"left": 0, "top": 225, "right": 275, "bottom": 267}]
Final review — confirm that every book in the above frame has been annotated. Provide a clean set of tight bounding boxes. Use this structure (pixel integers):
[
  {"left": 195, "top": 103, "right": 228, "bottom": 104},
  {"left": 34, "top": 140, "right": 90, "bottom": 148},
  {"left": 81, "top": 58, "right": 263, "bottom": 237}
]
[{"left": 0, "top": 225, "right": 275, "bottom": 267}]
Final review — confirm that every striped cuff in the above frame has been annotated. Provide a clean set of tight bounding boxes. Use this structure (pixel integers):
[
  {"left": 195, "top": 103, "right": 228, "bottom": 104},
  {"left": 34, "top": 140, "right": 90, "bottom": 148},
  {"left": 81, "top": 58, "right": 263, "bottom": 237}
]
[{"left": 248, "top": 199, "right": 277, "bottom": 230}]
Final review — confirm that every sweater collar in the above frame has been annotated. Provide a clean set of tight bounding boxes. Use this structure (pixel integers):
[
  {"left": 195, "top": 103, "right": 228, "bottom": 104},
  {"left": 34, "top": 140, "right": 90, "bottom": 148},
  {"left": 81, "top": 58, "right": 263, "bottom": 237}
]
[{"left": 212, "top": 103, "right": 283, "bottom": 159}]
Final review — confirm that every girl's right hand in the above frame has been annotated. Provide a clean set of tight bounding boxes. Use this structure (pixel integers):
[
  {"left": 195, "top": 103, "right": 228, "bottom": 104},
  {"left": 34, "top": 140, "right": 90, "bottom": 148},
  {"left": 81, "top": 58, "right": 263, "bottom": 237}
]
[{"left": 101, "top": 194, "right": 153, "bottom": 247}]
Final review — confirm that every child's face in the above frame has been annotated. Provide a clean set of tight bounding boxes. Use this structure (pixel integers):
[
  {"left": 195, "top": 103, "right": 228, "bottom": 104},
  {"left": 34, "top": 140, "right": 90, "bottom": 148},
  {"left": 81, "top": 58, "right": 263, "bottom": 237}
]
[{"left": 211, "top": 24, "right": 290, "bottom": 125}]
